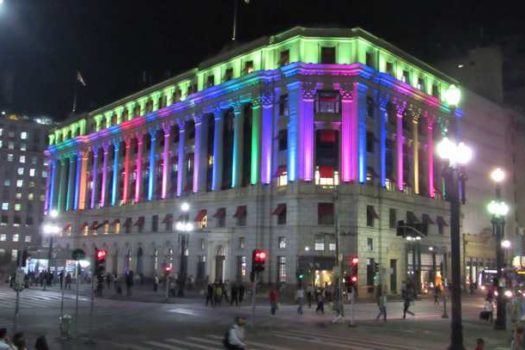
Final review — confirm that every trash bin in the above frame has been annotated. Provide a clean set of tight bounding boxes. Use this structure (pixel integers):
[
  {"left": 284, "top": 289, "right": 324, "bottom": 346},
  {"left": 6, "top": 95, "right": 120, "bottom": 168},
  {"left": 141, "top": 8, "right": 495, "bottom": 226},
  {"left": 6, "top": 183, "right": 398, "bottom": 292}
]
[{"left": 59, "top": 314, "right": 72, "bottom": 339}]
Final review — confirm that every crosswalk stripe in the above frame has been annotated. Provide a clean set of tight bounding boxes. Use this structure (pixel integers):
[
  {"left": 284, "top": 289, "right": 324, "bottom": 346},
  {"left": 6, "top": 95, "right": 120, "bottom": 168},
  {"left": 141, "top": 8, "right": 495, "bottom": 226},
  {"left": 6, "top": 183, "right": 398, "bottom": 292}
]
[
  {"left": 270, "top": 331, "right": 367, "bottom": 350},
  {"left": 206, "top": 334, "right": 292, "bottom": 350},
  {"left": 143, "top": 340, "right": 186, "bottom": 350},
  {"left": 165, "top": 338, "right": 216, "bottom": 350},
  {"left": 106, "top": 341, "right": 150, "bottom": 350}
]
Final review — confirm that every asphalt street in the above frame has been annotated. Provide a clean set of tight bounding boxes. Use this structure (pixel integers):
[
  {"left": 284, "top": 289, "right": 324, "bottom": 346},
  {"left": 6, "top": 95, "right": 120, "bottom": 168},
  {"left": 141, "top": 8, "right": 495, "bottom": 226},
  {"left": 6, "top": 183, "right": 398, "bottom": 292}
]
[{"left": 0, "top": 285, "right": 513, "bottom": 349}]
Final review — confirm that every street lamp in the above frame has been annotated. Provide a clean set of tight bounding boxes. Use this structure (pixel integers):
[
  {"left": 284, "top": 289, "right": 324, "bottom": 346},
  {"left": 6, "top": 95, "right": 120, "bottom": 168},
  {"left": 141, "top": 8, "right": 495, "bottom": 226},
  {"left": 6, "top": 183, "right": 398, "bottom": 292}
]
[
  {"left": 487, "top": 167, "right": 509, "bottom": 330},
  {"left": 176, "top": 202, "right": 193, "bottom": 297},
  {"left": 437, "top": 84, "right": 470, "bottom": 350},
  {"left": 42, "top": 210, "right": 60, "bottom": 291}
]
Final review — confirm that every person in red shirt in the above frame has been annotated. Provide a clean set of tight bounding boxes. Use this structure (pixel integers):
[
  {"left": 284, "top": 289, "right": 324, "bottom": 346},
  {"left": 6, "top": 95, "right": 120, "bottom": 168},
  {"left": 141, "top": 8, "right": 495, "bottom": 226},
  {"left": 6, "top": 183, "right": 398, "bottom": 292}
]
[
  {"left": 474, "top": 338, "right": 484, "bottom": 350},
  {"left": 269, "top": 286, "right": 279, "bottom": 315}
]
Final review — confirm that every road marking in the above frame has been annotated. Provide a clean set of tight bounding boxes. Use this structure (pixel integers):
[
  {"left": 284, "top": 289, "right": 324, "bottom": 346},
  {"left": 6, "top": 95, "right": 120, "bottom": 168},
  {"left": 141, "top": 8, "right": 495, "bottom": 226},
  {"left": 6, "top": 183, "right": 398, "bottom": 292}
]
[
  {"left": 270, "top": 331, "right": 368, "bottom": 350},
  {"left": 165, "top": 338, "right": 216, "bottom": 350},
  {"left": 168, "top": 308, "right": 199, "bottom": 316},
  {"left": 143, "top": 340, "right": 186, "bottom": 350},
  {"left": 106, "top": 341, "right": 150, "bottom": 350},
  {"left": 206, "top": 335, "right": 286, "bottom": 350}
]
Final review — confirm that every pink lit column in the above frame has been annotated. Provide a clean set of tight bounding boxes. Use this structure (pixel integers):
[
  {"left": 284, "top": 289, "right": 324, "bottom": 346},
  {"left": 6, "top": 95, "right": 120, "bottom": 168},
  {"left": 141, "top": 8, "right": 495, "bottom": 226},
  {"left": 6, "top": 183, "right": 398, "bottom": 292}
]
[
  {"left": 396, "top": 103, "right": 406, "bottom": 191},
  {"left": 134, "top": 133, "right": 144, "bottom": 203},
  {"left": 339, "top": 84, "right": 354, "bottom": 182},
  {"left": 260, "top": 96, "right": 273, "bottom": 184},
  {"left": 176, "top": 120, "right": 186, "bottom": 196},
  {"left": 99, "top": 143, "right": 109, "bottom": 207},
  {"left": 90, "top": 147, "right": 99, "bottom": 209},
  {"left": 300, "top": 87, "right": 315, "bottom": 181},
  {"left": 427, "top": 115, "right": 435, "bottom": 198},
  {"left": 122, "top": 138, "right": 131, "bottom": 204},
  {"left": 161, "top": 124, "right": 171, "bottom": 199},
  {"left": 193, "top": 116, "right": 203, "bottom": 193}
]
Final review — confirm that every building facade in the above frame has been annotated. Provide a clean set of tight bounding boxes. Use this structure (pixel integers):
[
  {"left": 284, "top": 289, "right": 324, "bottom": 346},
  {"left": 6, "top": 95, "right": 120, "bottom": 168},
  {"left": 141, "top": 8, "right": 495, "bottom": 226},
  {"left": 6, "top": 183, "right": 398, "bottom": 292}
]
[
  {"left": 0, "top": 114, "right": 52, "bottom": 275},
  {"left": 45, "top": 27, "right": 473, "bottom": 296}
]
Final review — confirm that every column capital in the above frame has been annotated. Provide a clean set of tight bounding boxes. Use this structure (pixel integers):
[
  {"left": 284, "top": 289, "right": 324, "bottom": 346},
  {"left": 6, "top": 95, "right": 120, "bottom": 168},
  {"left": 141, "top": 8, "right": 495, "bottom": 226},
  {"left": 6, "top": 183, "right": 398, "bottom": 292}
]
[
  {"left": 134, "top": 131, "right": 145, "bottom": 142},
  {"left": 202, "top": 104, "right": 221, "bottom": 116},
  {"left": 124, "top": 138, "right": 132, "bottom": 148},
  {"left": 335, "top": 82, "right": 353, "bottom": 101},
  {"left": 302, "top": 81, "right": 317, "bottom": 101},
  {"left": 177, "top": 118, "right": 186, "bottom": 130},
  {"left": 112, "top": 138, "right": 122, "bottom": 148},
  {"left": 394, "top": 99, "right": 407, "bottom": 116},
  {"left": 378, "top": 94, "right": 391, "bottom": 110},
  {"left": 193, "top": 114, "right": 204, "bottom": 125},
  {"left": 102, "top": 142, "right": 111, "bottom": 152},
  {"left": 231, "top": 102, "right": 242, "bottom": 116}
]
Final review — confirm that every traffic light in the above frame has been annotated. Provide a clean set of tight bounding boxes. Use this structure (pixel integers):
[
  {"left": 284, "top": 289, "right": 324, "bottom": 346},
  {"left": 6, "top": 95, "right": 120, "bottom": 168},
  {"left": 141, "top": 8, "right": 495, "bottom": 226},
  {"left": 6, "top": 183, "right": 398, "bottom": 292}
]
[
  {"left": 297, "top": 269, "right": 304, "bottom": 281},
  {"left": 164, "top": 264, "right": 172, "bottom": 275},
  {"left": 350, "top": 257, "right": 359, "bottom": 285},
  {"left": 94, "top": 249, "right": 107, "bottom": 276},
  {"left": 252, "top": 249, "right": 267, "bottom": 273}
]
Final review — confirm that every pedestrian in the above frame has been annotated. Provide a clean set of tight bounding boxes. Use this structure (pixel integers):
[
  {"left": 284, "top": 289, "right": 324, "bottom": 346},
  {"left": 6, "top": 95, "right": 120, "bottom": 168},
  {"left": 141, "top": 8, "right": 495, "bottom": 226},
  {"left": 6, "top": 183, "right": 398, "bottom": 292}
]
[
  {"left": 126, "top": 270, "right": 134, "bottom": 297},
  {"left": 106, "top": 272, "right": 112, "bottom": 289},
  {"left": 59, "top": 270, "right": 65, "bottom": 289},
  {"left": 376, "top": 289, "right": 387, "bottom": 321},
  {"left": 315, "top": 288, "right": 325, "bottom": 314},
  {"left": 34, "top": 336, "right": 49, "bottom": 350},
  {"left": 206, "top": 283, "right": 215, "bottom": 307},
  {"left": 269, "top": 285, "right": 279, "bottom": 315},
  {"left": 230, "top": 283, "right": 239, "bottom": 306},
  {"left": 65, "top": 272, "right": 72, "bottom": 290},
  {"left": 513, "top": 327, "right": 525, "bottom": 350},
  {"left": 223, "top": 316, "right": 247, "bottom": 350},
  {"left": 483, "top": 299, "right": 494, "bottom": 323},
  {"left": 169, "top": 277, "right": 177, "bottom": 297},
  {"left": 306, "top": 284, "right": 314, "bottom": 308},
  {"left": 402, "top": 284, "right": 415, "bottom": 319},
  {"left": 223, "top": 281, "right": 230, "bottom": 304},
  {"left": 474, "top": 338, "right": 485, "bottom": 350},
  {"left": 0, "top": 328, "right": 15, "bottom": 350},
  {"left": 12, "top": 332, "right": 27, "bottom": 350},
  {"left": 296, "top": 285, "right": 305, "bottom": 314},
  {"left": 348, "top": 285, "right": 356, "bottom": 326},
  {"left": 215, "top": 283, "right": 223, "bottom": 306},
  {"left": 153, "top": 274, "right": 159, "bottom": 292},
  {"left": 238, "top": 283, "right": 245, "bottom": 304}
]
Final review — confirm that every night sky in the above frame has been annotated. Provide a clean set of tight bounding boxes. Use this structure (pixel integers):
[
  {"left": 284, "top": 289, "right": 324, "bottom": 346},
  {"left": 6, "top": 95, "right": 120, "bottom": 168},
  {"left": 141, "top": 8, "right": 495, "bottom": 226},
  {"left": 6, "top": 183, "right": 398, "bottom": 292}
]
[{"left": 0, "top": 0, "right": 523, "bottom": 120}]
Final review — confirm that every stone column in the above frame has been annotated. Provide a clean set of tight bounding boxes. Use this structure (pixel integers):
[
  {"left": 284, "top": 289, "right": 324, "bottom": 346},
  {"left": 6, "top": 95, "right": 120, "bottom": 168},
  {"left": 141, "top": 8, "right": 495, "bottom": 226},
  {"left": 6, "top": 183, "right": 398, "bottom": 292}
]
[
  {"left": 161, "top": 124, "right": 171, "bottom": 199},
  {"left": 73, "top": 152, "right": 82, "bottom": 210},
  {"left": 100, "top": 143, "right": 109, "bottom": 207},
  {"left": 232, "top": 103, "right": 244, "bottom": 188},
  {"left": 427, "top": 115, "right": 435, "bottom": 198},
  {"left": 212, "top": 109, "right": 224, "bottom": 190},
  {"left": 339, "top": 83, "right": 354, "bottom": 182},
  {"left": 66, "top": 154, "right": 76, "bottom": 211},
  {"left": 395, "top": 102, "right": 406, "bottom": 191},
  {"left": 111, "top": 141, "right": 120, "bottom": 206},
  {"left": 122, "top": 138, "right": 132, "bottom": 204},
  {"left": 147, "top": 129, "right": 157, "bottom": 200},
  {"left": 57, "top": 158, "right": 67, "bottom": 212},
  {"left": 260, "top": 94, "right": 273, "bottom": 184},
  {"left": 177, "top": 120, "right": 186, "bottom": 196},
  {"left": 193, "top": 115, "right": 204, "bottom": 193},
  {"left": 300, "top": 84, "right": 315, "bottom": 182},
  {"left": 48, "top": 158, "right": 58, "bottom": 212},
  {"left": 250, "top": 100, "right": 261, "bottom": 185},
  {"left": 78, "top": 151, "right": 89, "bottom": 210},
  {"left": 378, "top": 95, "right": 389, "bottom": 187},
  {"left": 134, "top": 133, "right": 144, "bottom": 203},
  {"left": 412, "top": 114, "right": 420, "bottom": 194},
  {"left": 286, "top": 82, "right": 300, "bottom": 182},
  {"left": 90, "top": 148, "right": 99, "bottom": 209},
  {"left": 356, "top": 82, "right": 368, "bottom": 183}
]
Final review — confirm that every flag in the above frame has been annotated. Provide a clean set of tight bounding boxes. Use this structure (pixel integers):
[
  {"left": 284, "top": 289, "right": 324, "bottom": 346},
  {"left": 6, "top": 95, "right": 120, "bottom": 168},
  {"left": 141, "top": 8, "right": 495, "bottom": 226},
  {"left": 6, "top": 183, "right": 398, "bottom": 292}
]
[{"left": 77, "top": 71, "right": 87, "bottom": 87}]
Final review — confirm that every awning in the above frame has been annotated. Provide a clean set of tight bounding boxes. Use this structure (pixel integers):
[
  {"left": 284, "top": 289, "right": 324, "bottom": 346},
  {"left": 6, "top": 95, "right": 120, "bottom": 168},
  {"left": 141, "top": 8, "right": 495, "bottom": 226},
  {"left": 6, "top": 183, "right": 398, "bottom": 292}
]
[
  {"left": 319, "top": 130, "right": 337, "bottom": 143},
  {"left": 318, "top": 203, "right": 334, "bottom": 215},
  {"left": 422, "top": 214, "right": 435, "bottom": 225},
  {"left": 95, "top": 220, "right": 108, "bottom": 230},
  {"left": 112, "top": 218, "right": 120, "bottom": 225},
  {"left": 194, "top": 210, "right": 207, "bottom": 222},
  {"left": 407, "top": 211, "right": 419, "bottom": 224},
  {"left": 90, "top": 221, "right": 99, "bottom": 230},
  {"left": 272, "top": 204, "right": 287, "bottom": 216},
  {"left": 213, "top": 208, "right": 226, "bottom": 218},
  {"left": 274, "top": 166, "right": 287, "bottom": 177},
  {"left": 367, "top": 206, "right": 379, "bottom": 219},
  {"left": 437, "top": 216, "right": 449, "bottom": 226},
  {"left": 233, "top": 205, "right": 247, "bottom": 218},
  {"left": 162, "top": 214, "right": 173, "bottom": 224},
  {"left": 82, "top": 222, "right": 89, "bottom": 228},
  {"left": 134, "top": 216, "right": 145, "bottom": 227},
  {"left": 319, "top": 166, "right": 334, "bottom": 178}
]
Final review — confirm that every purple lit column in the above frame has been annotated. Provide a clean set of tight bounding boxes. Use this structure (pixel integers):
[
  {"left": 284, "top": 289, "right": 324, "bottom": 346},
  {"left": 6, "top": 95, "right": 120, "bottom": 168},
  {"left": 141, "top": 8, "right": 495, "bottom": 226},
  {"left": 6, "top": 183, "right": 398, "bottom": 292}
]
[
  {"left": 301, "top": 87, "right": 315, "bottom": 181},
  {"left": 100, "top": 143, "right": 109, "bottom": 207},
  {"left": 396, "top": 103, "right": 406, "bottom": 191},
  {"left": 260, "top": 96, "right": 273, "bottom": 184},
  {"left": 161, "top": 124, "right": 171, "bottom": 199},
  {"left": 134, "top": 133, "right": 144, "bottom": 203},
  {"left": 379, "top": 96, "right": 389, "bottom": 187},
  {"left": 90, "top": 147, "right": 99, "bottom": 209},
  {"left": 193, "top": 116, "right": 203, "bottom": 193},
  {"left": 339, "top": 84, "right": 353, "bottom": 182},
  {"left": 176, "top": 120, "right": 186, "bottom": 196},
  {"left": 356, "top": 82, "right": 368, "bottom": 183},
  {"left": 427, "top": 115, "right": 435, "bottom": 198}
]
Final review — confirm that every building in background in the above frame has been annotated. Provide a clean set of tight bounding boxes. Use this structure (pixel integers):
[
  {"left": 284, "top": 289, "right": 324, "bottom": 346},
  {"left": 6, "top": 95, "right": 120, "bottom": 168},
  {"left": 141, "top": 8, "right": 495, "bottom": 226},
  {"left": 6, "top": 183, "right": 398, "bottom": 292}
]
[
  {"left": 44, "top": 27, "right": 520, "bottom": 297},
  {"left": 0, "top": 113, "right": 54, "bottom": 276}
]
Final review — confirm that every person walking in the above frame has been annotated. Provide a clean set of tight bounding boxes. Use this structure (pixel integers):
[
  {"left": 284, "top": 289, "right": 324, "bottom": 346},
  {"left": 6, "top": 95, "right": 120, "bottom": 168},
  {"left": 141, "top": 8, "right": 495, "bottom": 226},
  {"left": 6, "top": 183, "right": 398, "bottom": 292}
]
[
  {"left": 34, "top": 336, "right": 49, "bottom": 350},
  {"left": 296, "top": 285, "right": 305, "bottom": 315},
  {"left": 269, "top": 286, "right": 279, "bottom": 315},
  {"left": 126, "top": 270, "right": 134, "bottom": 297},
  {"left": 215, "top": 283, "right": 223, "bottom": 306},
  {"left": 433, "top": 284, "right": 441, "bottom": 305},
  {"left": 59, "top": 270, "right": 65, "bottom": 289},
  {"left": 153, "top": 274, "right": 159, "bottom": 292},
  {"left": 223, "top": 316, "right": 247, "bottom": 350},
  {"left": 315, "top": 288, "right": 325, "bottom": 314},
  {"left": 206, "top": 283, "right": 215, "bottom": 307},
  {"left": 0, "top": 328, "right": 15, "bottom": 350},
  {"left": 238, "top": 283, "right": 245, "bottom": 304},
  {"left": 306, "top": 284, "right": 314, "bottom": 308},
  {"left": 376, "top": 289, "right": 387, "bottom": 321},
  {"left": 230, "top": 283, "right": 239, "bottom": 306},
  {"left": 402, "top": 284, "right": 415, "bottom": 319}
]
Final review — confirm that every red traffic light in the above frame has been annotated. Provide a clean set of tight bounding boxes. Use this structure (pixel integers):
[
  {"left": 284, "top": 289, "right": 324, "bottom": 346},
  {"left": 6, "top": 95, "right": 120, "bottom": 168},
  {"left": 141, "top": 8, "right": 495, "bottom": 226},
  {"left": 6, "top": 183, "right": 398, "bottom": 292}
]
[
  {"left": 351, "top": 276, "right": 358, "bottom": 282},
  {"left": 351, "top": 257, "right": 359, "bottom": 265},
  {"left": 96, "top": 249, "right": 107, "bottom": 261},
  {"left": 256, "top": 251, "right": 266, "bottom": 262},
  {"left": 164, "top": 265, "right": 172, "bottom": 272}
]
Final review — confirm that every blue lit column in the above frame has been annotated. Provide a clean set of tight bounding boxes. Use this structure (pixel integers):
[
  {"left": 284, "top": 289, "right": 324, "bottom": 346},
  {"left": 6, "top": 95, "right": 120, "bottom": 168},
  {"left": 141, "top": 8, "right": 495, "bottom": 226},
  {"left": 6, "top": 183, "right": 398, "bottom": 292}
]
[
  {"left": 193, "top": 115, "right": 206, "bottom": 193},
  {"left": 111, "top": 140, "right": 120, "bottom": 206},
  {"left": 66, "top": 154, "right": 76, "bottom": 211},
  {"left": 56, "top": 158, "right": 67, "bottom": 212},
  {"left": 148, "top": 129, "right": 157, "bottom": 200},
  {"left": 73, "top": 152, "right": 82, "bottom": 210},
  {"left": 286, "top": 82, "right": 300, "bottom": 182},
  {"left": 176, "top": 120, "right": 186, "bottom": 196},
  {"left": 356, "top": 82, "right": 368, "bottom": 183},
  {"left": 232, "top": 104, "right": 244, "bottom": 188},
  {"left": 48, "top": 158, "right": 58, "bottom": 212},
  {"left": 212, "top": 109, "right": 224, "bottom": 191}
]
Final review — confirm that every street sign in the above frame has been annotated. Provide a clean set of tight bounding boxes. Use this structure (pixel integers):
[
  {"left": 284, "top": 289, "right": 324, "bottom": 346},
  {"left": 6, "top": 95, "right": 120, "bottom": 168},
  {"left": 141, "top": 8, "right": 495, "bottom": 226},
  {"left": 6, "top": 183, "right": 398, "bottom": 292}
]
[{"left": 72, "top": 249, "right": 86, "bottom": 261}]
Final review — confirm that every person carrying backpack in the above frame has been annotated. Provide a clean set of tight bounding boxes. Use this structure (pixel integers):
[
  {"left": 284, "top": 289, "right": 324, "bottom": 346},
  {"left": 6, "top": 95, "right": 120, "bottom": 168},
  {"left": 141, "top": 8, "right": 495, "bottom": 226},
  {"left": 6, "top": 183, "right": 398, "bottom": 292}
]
[{"left": 223, "top": 316, "right": 247, "bottom": 350}]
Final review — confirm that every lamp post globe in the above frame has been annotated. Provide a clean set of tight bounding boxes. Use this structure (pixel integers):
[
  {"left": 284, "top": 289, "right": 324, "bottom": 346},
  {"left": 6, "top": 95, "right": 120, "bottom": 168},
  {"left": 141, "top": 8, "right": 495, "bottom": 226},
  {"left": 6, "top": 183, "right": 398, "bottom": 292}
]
[
  {"left": 445, "top": 84, "right": 462, "bottom": 107},
  {"left": 491, "top": 168, "right": 506, "bottom": 184},
  {"left": 181, "top": 202, "right": 190, "bottom": 212}
]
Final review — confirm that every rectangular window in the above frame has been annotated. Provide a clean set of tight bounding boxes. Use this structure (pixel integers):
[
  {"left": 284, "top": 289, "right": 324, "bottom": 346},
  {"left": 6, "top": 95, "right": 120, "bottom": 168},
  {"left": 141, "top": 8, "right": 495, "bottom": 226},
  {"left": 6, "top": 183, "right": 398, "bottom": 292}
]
[
  {"left": 16, "top": 180, "right": 23, "bottom": 188},
  {"left": 3, "top": 180, "right": 9, "bottom": 186},
  {"left": 279, "top": 236, "right": 286, "bottom": 249},
  {"left": 1, "top": 202, "right": 8, "bottom": 210},
  {"left": 151, "top": 215, "right": 159, "bottom": 232},
  {"left": 234, "top": 205, "right": 247, "bottom": 226},
  {"left": 402, "top": 70, "right": 410, "bottom": 83},
  {"left": 329, "top": 241, "right": 336, "bottom": 251},
  {"left": 0, "top": 234, "right": 6, "bottom": 241},
  {"left": 366, "top": 52, "right": 374, "bottom": 67},
  {"left": 206, "top": 75, "right": 215, "bottom": 88},
  {"left": 14, "top": 203, "right": 21, "bottom": 211},
  {"left": 318, "top": 203, "right": 334, "bottom": 225},
  {"left": 321, "top": 47, "right": 336, "bottom": 64},
  {"left": 7, "top": 154, "right": 13, "bottom": 162},
  {"left": 20, "top": 131, "right": 27, "bottom": 140},
  {"left": 366, "top": 132, "right": 374, "bottom": 153},
  {"left": 224, "top": 68, "right": 234, "bottom": 81},
  {"left": 17, "top": 168, "right": 24, "bottom": 176},
  {"left": 274, "top": 204, "right": 287, "bottom": 225},
  {"left": 25, "top": 235, "right": 31, "bottom": 243},
  {"left": 239, "top": 237, "right": 245, "bottom": 249},
  {"left": 314, "top": 237, "right": 325, "bottom": 251},
  {"left": 417, "top": 78, "right": 425, "bottom": 91},
  {"left": 12, "top": 234, "right": 19, "bottom": 242},
  {"left": 315, "top": 91, "right": 340, "bottom": 114},
  {"left": 11, "top": 250, "right": 18, "bottom": 262},
  {"left": 8, "top": 142, "right": 14, "bottom": 150},
  {"left": 367, "top": 237, "right": 374, "bottom": 251},
  {"left": 279, "top": 94, "right": 289, "bottom": 116},
  {"left": 1, "top": 215, "right": 8, "bottom": 225},
  {"left": 366, "top": 205, "right": 377, "bottom": 227},
  {"left": 389, "top": 208, "right": 397, "bottom": 229},
  {"left": 29, "top": 168, "right": 35, "bottom": 177},
  {"left": 386, "top": 62, "right": 394, "bottom": 75},
  {"left": 20, "top": 143, "right": 26, "bottom": 151},
  {"left": 244, "top": 61, "right": 254, "bottom": 74},
  {"left": 432, "top": 85, "right": 439, "bottom": 98},
  {"left": 278, "top": 129, "right": 287, "bottom": 151},
  {"left": 279, "top": 50, "right": 290, "bottom": 66},
  {"left": 278, "top": 256, "right": 287, "bottom": 282}
]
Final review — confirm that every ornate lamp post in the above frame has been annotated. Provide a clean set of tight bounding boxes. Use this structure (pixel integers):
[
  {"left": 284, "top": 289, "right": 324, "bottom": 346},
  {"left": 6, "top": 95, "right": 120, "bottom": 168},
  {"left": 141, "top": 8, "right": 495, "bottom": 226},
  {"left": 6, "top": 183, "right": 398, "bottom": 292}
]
[
  {"left": 176, "top": 202, "right": 193, "bottom": 297},
  {"left": 42, "top": 210, "right": 60, "bottom": 291},
  {"left": 487, "top": 167, "right": 509, "bottom": 330},
  {"left": 437, "top": 84, "right": 471, "bottom": 350}
]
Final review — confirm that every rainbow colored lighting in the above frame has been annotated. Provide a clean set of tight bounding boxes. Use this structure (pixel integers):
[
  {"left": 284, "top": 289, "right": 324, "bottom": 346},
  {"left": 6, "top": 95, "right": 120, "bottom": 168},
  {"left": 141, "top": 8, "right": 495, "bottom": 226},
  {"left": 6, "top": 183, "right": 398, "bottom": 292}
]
[
  {"left": 250, "top": 104, "right": 261, "bottom": 185},
  {"left": 260, "top": 105, "right": 272, "bottom": 184},
  {"left": 73, "top": 154, "right": 81, "bottom": 210},
  {"left": 48, "top": 159, "right": 57, "bottom": 212},
  {"left": 100, "top": 148, "right": 108, "bottom": 207},
  {"left": 111, "top": 143, "right": 120, "bottom": 206},
  {"left": 148, "top": 132, "right": 156, "bottom": 200},
  {"left": 90, "top": 152, "right": 99, "bottom": 209}
]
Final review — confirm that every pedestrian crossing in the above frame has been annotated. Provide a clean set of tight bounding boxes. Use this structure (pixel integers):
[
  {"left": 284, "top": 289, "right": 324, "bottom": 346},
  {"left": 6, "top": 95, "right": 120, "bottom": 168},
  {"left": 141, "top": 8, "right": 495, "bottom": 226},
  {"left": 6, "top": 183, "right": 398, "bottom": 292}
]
[
  {"left": 103, "top": 327, "right": 445, "bottom": 350},
  {"left": 0, "top": 289, "right": 90, "bottom": 308}
]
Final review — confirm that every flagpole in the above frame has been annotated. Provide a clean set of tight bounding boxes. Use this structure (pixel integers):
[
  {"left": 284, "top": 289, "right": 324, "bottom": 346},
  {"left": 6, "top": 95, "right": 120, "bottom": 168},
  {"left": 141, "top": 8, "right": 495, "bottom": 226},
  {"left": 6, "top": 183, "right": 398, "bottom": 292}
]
[
  {"left": 232, "top": 0, "right": 238, "bottom": 41},
  {"left": 72, "top": 74, "right": 78, "bottom": 113}
]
